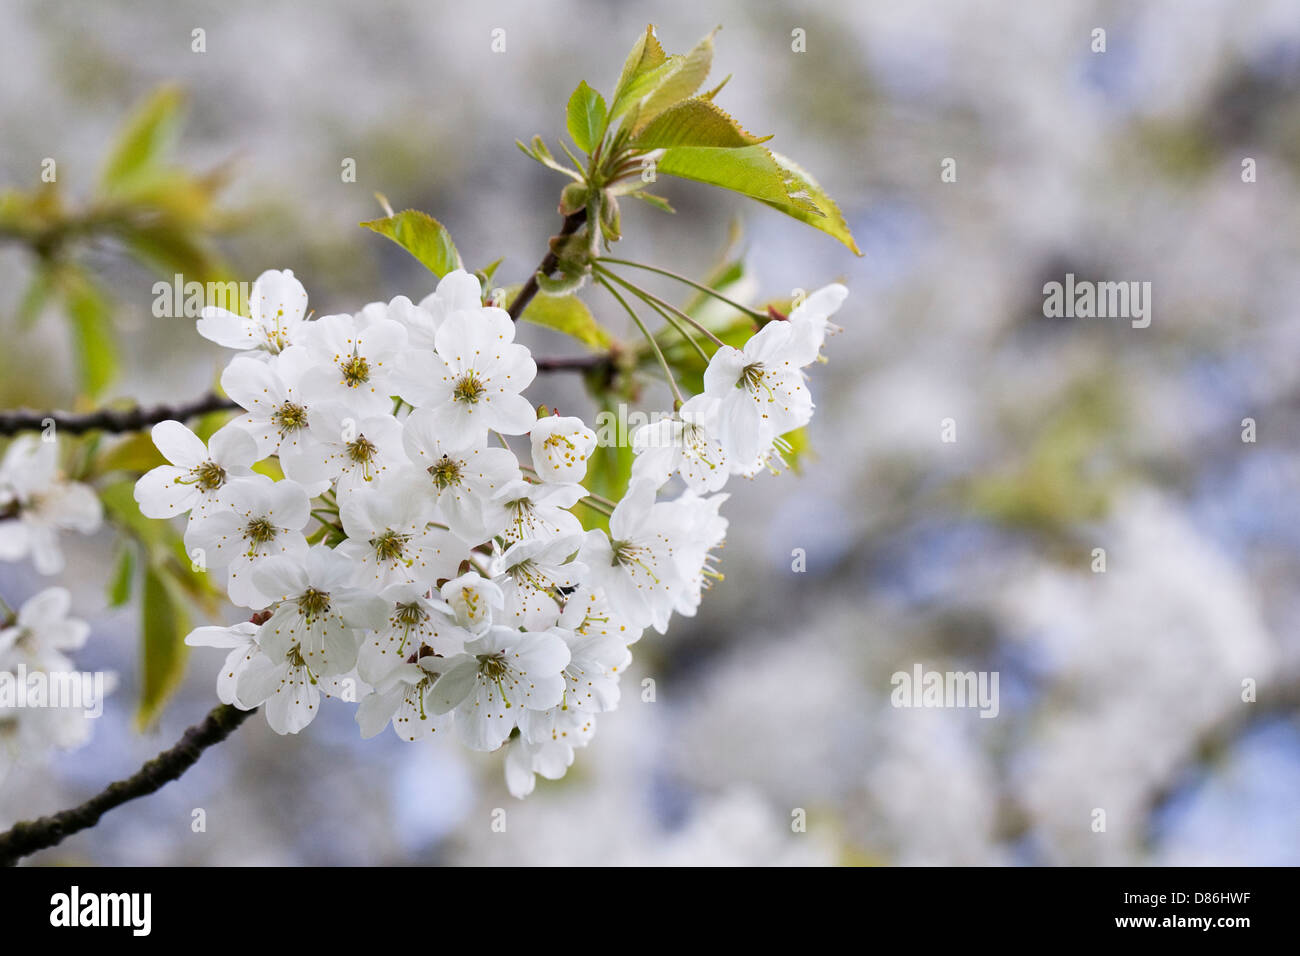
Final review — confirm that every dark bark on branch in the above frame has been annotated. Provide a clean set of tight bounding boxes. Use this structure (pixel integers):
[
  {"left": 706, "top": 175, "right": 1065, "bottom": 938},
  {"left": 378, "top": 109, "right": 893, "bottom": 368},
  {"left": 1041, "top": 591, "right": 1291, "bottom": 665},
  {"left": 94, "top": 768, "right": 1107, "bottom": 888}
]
[
  {"left": 535, "top": 353, "right": 611, "bottom": 373},
  {"left": 507, "top": 209, "right": 588, "bottom": 321},
  {"left": 0, "top": 703, "right": 256, "bottom": 866},
  {"left": 0, "top": 393, "right": 239, "bottom": 436},
  {"left": 0, "top": 350, "right": 611, "bottom": 438}
]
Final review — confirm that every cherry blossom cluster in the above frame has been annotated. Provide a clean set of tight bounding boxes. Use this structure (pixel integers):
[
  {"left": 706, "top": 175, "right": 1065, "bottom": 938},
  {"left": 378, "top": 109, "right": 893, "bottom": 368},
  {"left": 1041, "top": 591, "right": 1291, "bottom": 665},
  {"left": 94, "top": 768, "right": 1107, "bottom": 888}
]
[
  {"left": 0, "top": 413, "right": 108, "bottom": 774},
  {"left": 0, "top": 587, "right": 109, "bottom": 775},
  {"left": 134, "top": 268, "right": 844, "bottom": 796}
]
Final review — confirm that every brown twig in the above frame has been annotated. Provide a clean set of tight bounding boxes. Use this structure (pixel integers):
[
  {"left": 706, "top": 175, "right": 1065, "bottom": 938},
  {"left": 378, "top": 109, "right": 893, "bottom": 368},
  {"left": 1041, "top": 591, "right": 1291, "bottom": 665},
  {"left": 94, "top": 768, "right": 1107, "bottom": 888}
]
[
  {"left": 507, "top": 209, "right": 588, "bottom": 321},
  {"left": 0, "top": 393, "right": 239, "bottom": 437},
  {"left": 0, "top": 703, "right": 256, "bottom": 866}
]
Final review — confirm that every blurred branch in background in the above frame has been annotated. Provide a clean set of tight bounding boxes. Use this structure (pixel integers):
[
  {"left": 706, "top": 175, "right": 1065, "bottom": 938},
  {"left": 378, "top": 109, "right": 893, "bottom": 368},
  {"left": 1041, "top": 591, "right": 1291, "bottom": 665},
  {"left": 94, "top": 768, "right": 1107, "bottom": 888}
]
[
  {"left": 1, "top": 85, "right": 234, "bottom": 401},
  {"left": 0, "top": 393, "right": 238, "bottom": 436}
]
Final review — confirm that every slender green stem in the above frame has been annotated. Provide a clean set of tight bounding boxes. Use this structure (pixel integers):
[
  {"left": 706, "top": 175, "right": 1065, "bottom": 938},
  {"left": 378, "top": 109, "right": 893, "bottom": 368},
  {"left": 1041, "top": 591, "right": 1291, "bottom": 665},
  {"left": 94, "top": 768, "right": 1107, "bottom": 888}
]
[
  {"left": 635, "top": 290, "right": 711, "bottom": 365},
  {"left": 596, "top": 256, "right": 767, "bottom": 321},
  {"left": 596, "top": 267, "right": 729, "bottom": 349},
  {"left": 574, "top": 496, "right": 614, "bottom": 517},
  {"left": 584, "top": 489, "right": 620, "bottom": 511},
  {"left": 597, "top": 275, "right": 685, "bottom": 407},
  {"left": 310, "top": 509, "right": 341, "bottom": 528}
]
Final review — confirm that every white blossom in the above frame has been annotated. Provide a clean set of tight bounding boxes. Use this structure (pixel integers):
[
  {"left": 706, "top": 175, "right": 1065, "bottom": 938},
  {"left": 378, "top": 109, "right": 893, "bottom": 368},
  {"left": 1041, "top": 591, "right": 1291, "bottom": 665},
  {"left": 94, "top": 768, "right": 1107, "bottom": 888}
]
[
  {"left": 197, "top": 268, "right": 309, "bottom": 356},
  {"left": 702, "top": 319, "right": 812, "bottom": 465},
  {"left": 295, "top": 310, "right": 408, "bottom": 417},
  {"left": 436, "top": 572, "right": 504, "bottom": 636},
  {"left": 530, "top": 415, "right": 598, "bottom": 483},
  {"left": 786, "top": 283, "right": 848, "bottom": 366},
  {"left": 134, "top": 420, "right": 258, "bottom": 519},
  {"left": 383, "top": 271, "right": 483, "bottom": 350},
  {"left": 400, "top": 409, "right": 520, "bottom": 541},
  {"left": 356, "top": 655, "right": 453, "bottom": 742},
  {"left": 183, "top": 473, "right": 311, "bottom": 608},
  {"left": 220, "top": 346, "right": 331, "bottom": 491},
  {"left": 185, "top": 621, "right": 261, "bottom": 708},
  {"left": 427, "top": 625, "right": 570, "bottom": 751},
  {"left": 355, "top": 582, "right": 471, "bottom": 685},
  {"left": 0, "top": 587, "right": 89, "bottom": 673},
  {"left": 493, "top": 534, "right": 587, "bottom": 630},
  {"left": 298, "top": 404, "right": 408, "bottom": 500},
  {"left": 393, "top": 296, "right": 536, "bottom": 448},
  {"left": 235, "top": 547, "right": 386, "bottom": 734},
  {"left": 335, "top": 484, "right": 463, "bottom": 591},
  {"left": 630, "top": 394, "right": 729, "bottom": 493},
  {"left": 494, "top": 478, "right": 586, "bottom": 543},
  {"left": 505, "top": 708, "right": 596, "bottom": 798},
  {"left": 577, "top": 481, "right": 687, "bottom": 634},
  {"left": 0, "top": 436, "right": 102, "bottom": 575}
]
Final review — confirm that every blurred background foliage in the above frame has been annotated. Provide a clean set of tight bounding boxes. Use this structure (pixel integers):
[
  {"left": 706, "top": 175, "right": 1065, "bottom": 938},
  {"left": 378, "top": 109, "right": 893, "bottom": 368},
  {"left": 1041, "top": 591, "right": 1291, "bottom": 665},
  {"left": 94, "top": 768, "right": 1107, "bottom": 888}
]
[{"left": 1, "top": 0, "right": 1298, "bottom": 865}]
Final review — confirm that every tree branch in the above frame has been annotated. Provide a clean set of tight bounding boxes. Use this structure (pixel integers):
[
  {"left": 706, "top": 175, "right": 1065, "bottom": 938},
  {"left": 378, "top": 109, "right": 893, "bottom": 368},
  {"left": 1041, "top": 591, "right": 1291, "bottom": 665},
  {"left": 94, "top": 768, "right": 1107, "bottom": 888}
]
[
  {"left": 535, "top": 353, "right": 611, "bottom": 374},
  {"left": 0, "top": 349, "right": 614, "bottom": 439},
  {"left": 507, "top": 209, "right": 588, "bottom": 321},
  {"left": 0, "top": 393, "right": 239, "bottom": 437},
  {"left": 0, "top": 703, "right": 256, "bottom": 866}
]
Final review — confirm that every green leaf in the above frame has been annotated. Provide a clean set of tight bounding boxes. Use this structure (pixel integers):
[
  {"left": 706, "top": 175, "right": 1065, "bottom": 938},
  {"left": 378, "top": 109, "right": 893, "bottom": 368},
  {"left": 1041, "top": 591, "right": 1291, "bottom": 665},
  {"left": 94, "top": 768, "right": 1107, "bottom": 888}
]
[
  {"left": 107, "top": 542, "right": 136, "bottom": 607},
  {"left": 656, "top": 145, "right": 799, "bottom": 206},
  {"left": 516, "top": 137, "right": 583, "bottom": 180},
  {"left": 360, "top": 209, "right": 463, "bottom": 277},
  {"left": 62, "top": 270, "right": 119, "bottom": 398},
  {"left": 758, "top": 151, "right": 861, "bottom": 255},
  {"left": 16, "top": 267, "right": 54, "bottom": 329},
  {"left": 97, "top": 433, "right": 163, "bottom": 478},
  {"left": 477, "top": 257, "right": 505, "bottom": 286},
  {"left": 611, "top": 25, "right": 667, "bottom": 117},
  {"left": 628, "top": 192, "right": 675, "bottom": 213},
  {"left": 100, "top": 86, "right": 185, "bottom": 193},
  {"left": 566, "top": 81, "right": 608, "bottom": 154},
  {"left": 656, "top": 146, "right": 860, "bottom": 255},
  {"left": 611, "top": 57, "right": 681, "bottom": 126},
  {"left": 100, "top": 479, "right": 170, "bottom": 553},
  {"left": 700, "top": 74, "right": 732, "bottom": 101},
  {"left": 632, "top": 99, "right": 769, "bottom": 149},
  {"left": 121, "top": 223, "right": 226, "bottom": 284},
  {"left": 160, "top": 546, "right": 222, "bottom": 610},
  {"left": 635, "top": 27, "right": 719, "bottom": 129},
  {"left": 137, "top": 564, "right": 190, "bottom": 728},
  {"left": 506, "top": 285, "right": 613, "bottom": 349}
]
